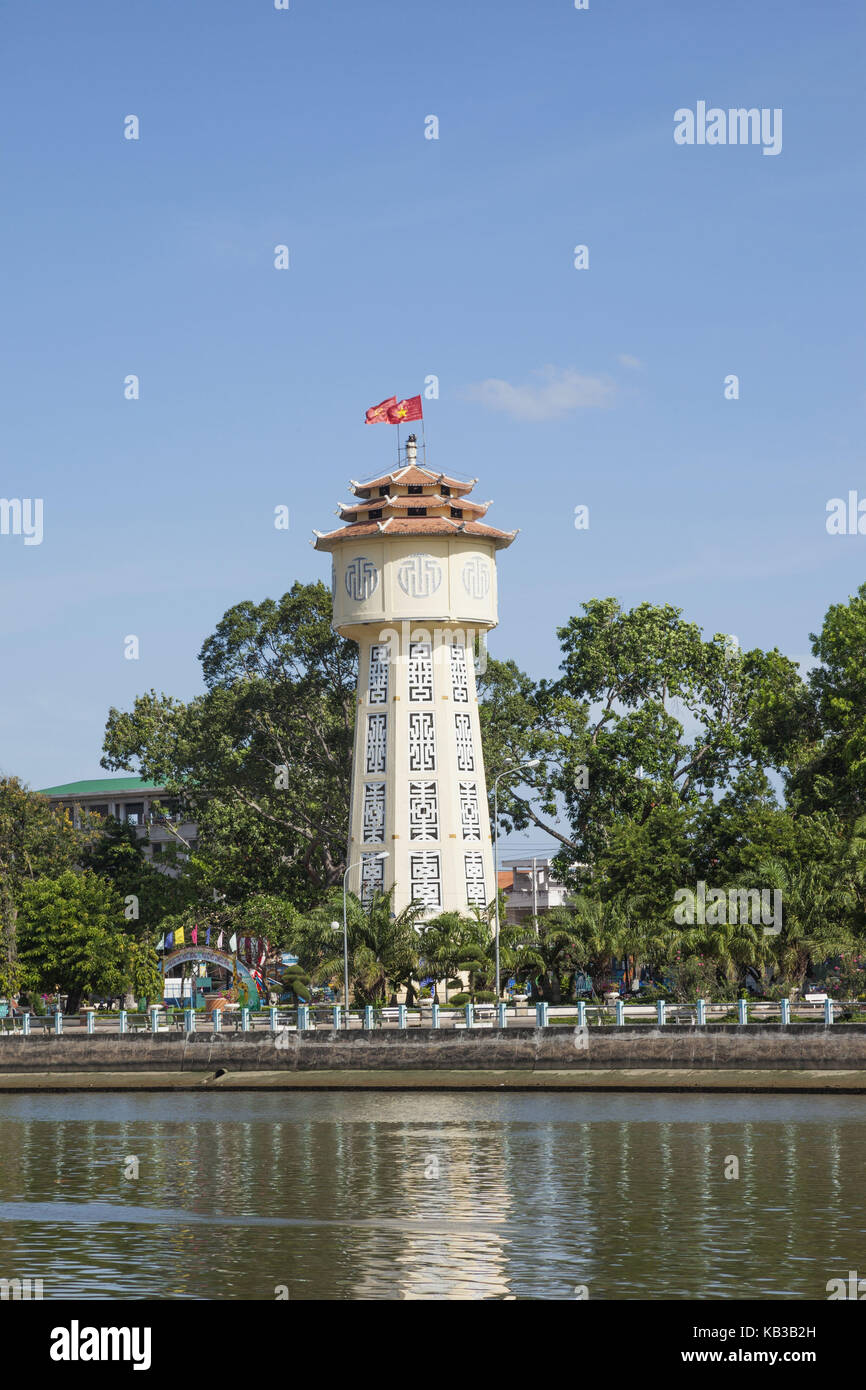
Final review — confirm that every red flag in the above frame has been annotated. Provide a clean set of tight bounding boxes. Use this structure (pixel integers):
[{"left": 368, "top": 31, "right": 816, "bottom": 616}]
[
  {"left": 387, "top": 396, "right": 423, "bottom": 424},
  {"left": 365, "top": 396, "right": 397, "bottom": 424}
]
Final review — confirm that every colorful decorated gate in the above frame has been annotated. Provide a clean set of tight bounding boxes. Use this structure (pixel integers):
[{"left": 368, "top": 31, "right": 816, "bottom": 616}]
[{"left": 160, "top": 945, "right": 265, "bottom": 1009}]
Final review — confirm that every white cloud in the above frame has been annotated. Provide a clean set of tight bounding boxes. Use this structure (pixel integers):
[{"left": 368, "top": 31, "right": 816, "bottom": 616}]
[
  {"left": 461, "top": 365, "right": 614, "bottom": 421},
  {"left": 617, "top": 353, "right": 643, "bottom": 370}
]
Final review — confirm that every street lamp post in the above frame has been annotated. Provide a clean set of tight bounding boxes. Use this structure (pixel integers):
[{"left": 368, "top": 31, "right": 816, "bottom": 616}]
[
  {"left": 492, "top": 760, "right": 541, "bottom": 1002},
  {"left": 341, "top": 852, "right": 389, "bottom": 1027}
]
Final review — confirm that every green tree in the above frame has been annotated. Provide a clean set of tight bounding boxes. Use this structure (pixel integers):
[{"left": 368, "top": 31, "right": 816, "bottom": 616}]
[
  {"left": 755, "top": 857, "right": 855, "bottom": 991},
  {"left": 289, "top": 889, "right": 423, "bottom": 1005},
  {"left": 787, "top": 582, "right": 866, "bottom": 821},
  {"left": 101, "top": 582, "right": 357, "bottom": 905},
  {"left": 81, "top": 817, "right": 194, "bottom": 939},
  {"left": 513, "top": 904, "right": 616, "bottom": 1003},
  {"left": 17, "top": 869, "right": 160, "bottom": 1013},
  {"left": 479, "top": 600, "right": 806, "bottom": 883},
  {"left": 279, "top": 964, "right": 312, "bottom": 1005},
  {"left": 0, "top": 778, "right": 89, "bottom": 996}
]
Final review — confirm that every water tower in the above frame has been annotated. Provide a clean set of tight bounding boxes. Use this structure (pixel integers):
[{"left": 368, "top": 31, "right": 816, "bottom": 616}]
[{"left": 313, "top": 436, "right": 516, "bottom": 914}]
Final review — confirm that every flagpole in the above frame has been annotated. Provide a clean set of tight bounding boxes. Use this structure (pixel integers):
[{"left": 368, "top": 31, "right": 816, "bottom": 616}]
[
  {"left": 421, "top": 415, "right": 428, "bottom": 466},
  {"left": 396, "top": 421, "right": 401, "bottom": 466}
]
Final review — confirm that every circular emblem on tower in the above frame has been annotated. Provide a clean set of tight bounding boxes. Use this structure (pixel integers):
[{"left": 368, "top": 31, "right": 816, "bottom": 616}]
[
  {"left": 397, "top": 553, "right": 443, "bottom": 599},
  {"left": 345, "top": 556, "right": 379, "bottom": 601},
  {"left": 462, "top": 557, "right": 490, "bottom": 600}
]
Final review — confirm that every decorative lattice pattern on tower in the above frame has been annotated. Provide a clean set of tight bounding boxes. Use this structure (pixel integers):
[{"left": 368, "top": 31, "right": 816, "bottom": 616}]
[
  {"left": 365, "top": 713, "right": 387, "bottom": 773},
  {"left": 464, "top": 853, "right": 486, "bottom": 906},
  {"left": 397, "top": 553, "right": 443, "bottom": 599},
  {"left": 410, "top": 851, "right": 441, "bottom": 908},
  {"left": 408, "top": 780, "right": 439, "bottom": 841},
  {"left": 408, "top": 641, "right": 433, "bottom": 703},
  {"left": 449, "top": 641, "right": 469, "bottom": 703},
  {"left": 345, "top": 556, "right": 379, "bottom": 601},
  {"left": 408, "top": 712, "right": 436, "bottom": 772},
  {"left": 361, "top": 852, "right": 386, "bottom": 905},
  {"left": 459, "top": 782, "right": 482, "bottom": 840},
  {"left": 368, "top": 643, "right": 390, "bottom": 704},
  {"left": 454, "top": 712, "right": 474, "bottom": 772},
  {"left": 361, "top": 782, "right": 386, "bottom": 843},
  {"left": 462, "top": 557, "right": 491, "bottom": 599}
]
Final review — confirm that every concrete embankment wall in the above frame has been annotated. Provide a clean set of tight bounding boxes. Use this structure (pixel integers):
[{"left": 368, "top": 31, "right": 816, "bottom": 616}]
[{"left": 1, "top": 1026, "right": 866, "bottom": 1091}]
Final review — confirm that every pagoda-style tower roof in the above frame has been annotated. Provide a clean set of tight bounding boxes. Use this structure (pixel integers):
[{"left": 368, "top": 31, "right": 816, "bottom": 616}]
[{"left": 313, "top": 436, "right": 517, "bottom": 553}]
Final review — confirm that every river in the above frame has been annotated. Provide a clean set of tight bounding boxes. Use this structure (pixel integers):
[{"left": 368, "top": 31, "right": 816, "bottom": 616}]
[{"left": 0, "top": 1092, "right": 863, "bottom": 1300}]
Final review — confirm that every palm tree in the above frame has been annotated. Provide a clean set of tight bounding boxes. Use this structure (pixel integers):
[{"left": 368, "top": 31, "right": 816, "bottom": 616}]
[
  {"left": 289, "top": 888, "right": 424, "bottom": 1006},
  {"left": 420, "top": 911, "right": 478, "bottom": 1000},
  {"left": 513, "top": 905, "right": 611, "bottom": 1003},
  {"left": 756, "top": 856, "right": 854, "bottom": 991}
]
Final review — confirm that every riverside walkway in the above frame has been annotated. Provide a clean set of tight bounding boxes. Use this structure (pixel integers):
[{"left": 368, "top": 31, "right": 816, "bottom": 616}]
[{"left": 1, "top": 999, "right": 866, "bottom": 1093}]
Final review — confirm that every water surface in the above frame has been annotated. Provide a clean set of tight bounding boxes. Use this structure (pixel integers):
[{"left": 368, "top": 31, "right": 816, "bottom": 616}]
[{"left": 0, "top": 1093, "right": 862, "bottom": 1299}]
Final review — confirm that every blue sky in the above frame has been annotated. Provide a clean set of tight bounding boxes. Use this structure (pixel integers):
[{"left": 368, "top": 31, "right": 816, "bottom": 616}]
[{"left": 1, "top": 0, "right": 864, "bottom": 854}]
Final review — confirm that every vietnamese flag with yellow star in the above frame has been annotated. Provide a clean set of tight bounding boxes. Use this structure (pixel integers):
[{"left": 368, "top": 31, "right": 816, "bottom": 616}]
[
  {"left": 387, "top": 395, "right": 423, "bottom": 424},
  {"left": 365, "top": 396, "right": 397, "bottom": 424}
]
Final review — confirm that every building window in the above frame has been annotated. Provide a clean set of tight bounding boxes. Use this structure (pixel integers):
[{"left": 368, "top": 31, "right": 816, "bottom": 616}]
[
  {"left": 407, "top": 507, "right": 427, "bottom": 517},
  {"left": 407, "top": 484, "right": 423, "bottom": 495},
  {"left": 124, "top": 802, "right": 145, "bottom": 826},
  {"left": 368, "top": 509, "right": 382, "bottom": 520},
  {"left": 441, "top": 485, "right": 451, "bottom": 496},
  {"left": 379, "top": 486, "right": 389, "bottom": 496},
  {"left": 450, "top": 507, "right": 463, "bottom": 518}
]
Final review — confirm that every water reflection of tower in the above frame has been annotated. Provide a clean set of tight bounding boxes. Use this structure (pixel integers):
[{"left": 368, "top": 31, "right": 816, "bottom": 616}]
[{"left": 349, "top": 1104, "right": 514, "bottom": 1300}]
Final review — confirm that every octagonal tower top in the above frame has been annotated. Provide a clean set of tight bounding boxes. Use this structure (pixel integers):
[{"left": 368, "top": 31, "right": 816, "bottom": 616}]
[{"left": 313, "top": 436, "right": 517, "bottom": 638}]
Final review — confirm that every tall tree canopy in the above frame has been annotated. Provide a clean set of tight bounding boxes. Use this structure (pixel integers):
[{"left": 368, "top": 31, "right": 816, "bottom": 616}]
[
  {"left": 786, "top": 581, "right": 866, "bottom": 819},
  {"left": 479, "top": 598, "right": 808, "bottom": 880},
  {"left": 101, "top": 582, "right": 357, "bottom": 905}
]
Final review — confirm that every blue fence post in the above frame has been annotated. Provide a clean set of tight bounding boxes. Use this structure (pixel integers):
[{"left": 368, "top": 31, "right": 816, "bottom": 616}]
[
  {"left": 738, "top": 998, "right": 748, "bottom": 1025},
  {"left": 577, "top": 1001, "right": 586, "bottom": 1027},
  {"left": 149, "top": 1007, "right": 160, "bottom": 1033},
  {"left": 615, "top": 999, "right": 625, "bottom": 1027},
  {"left": 331, "top": 1004, "right": 342, "bottom": 1030},
  {"left": 824, "top": 997, "right": 834, "bottom": 1026},
  {"left": 780, "top": 998, "right": 790, "bottom": 1026},
  {"left": 118, "top": 1010, "right": 128, "bottom": 1035},
  {"left": 298, "top": 1004, "right": 310, "bottom": 1030},
  {"left": 21, "top": 1012, "right": 30, "bottom": 1036},
  {"left": 398, "top": 1004, "right": 407, "bottom": 1029},
  {"left": 465, "top": 1002, "right": 475, "bottom": 1029},
  {"left": 85, "top": 1011, "right": 95, "bottom": 1035},
  {"left": 431, "top": 1003, "right": 440, "bottom": 1029},
  {"left": 241, "top": 1008, "right": 250, "bottom": 1032},
  {"left": 184, "top": 1007, "right": 195, "bottom": 1033},
  {"left": 211, "top": 1007, "right": 222, "bottom": 1033},
  {"left": 656, "top": 999, "right": 666, "bottom": 1027},
  {"left": 497, "top": 1002, "right": 508, "bottom": 1029},
  {"left": 535, "top": 1001, "right": 549, "bottom": 1028},
  {"left": 269, "top": 1006, "right": 279, "bottom": 1031},
  {"left": 53, "top": 1010, "right": 63, "bottom": 1035},
  {"left": 696, "top": 998, "right": 707, "bottom": 1027},
  {"left": 363, "top": 1005, "right": 374, "bottom": 1030}
]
